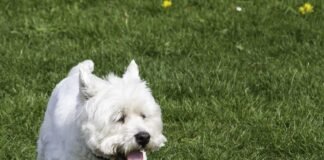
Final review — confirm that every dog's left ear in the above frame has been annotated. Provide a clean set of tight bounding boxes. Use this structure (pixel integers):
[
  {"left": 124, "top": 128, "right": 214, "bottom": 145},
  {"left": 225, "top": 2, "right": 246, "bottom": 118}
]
[{"left": 123, "top": 60, "right": 140, "bottom": 80}]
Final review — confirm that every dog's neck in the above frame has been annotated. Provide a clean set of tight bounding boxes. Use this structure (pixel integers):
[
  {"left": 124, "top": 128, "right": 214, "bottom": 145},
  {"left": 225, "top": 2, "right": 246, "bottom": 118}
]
[
  {"left": 93, "top": 154, "right": 110, "bottom": 160},
  {"left": 93, "top": 153, "right": 126, "bottom": 160},
  {"left": 92, "top": 152, "right": 127, "bottom": 160}
]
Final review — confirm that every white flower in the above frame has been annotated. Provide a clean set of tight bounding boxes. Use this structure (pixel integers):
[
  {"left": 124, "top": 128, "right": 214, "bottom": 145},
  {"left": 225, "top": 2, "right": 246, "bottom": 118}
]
[{"left": 236, "top": 6, "right": 242, "bottom": 12}]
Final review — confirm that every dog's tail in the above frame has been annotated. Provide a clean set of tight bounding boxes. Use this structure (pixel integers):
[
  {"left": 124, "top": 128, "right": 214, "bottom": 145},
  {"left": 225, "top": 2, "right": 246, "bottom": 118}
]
[{"left": 68, "top": 60, "right": 94, "bottom": 76}]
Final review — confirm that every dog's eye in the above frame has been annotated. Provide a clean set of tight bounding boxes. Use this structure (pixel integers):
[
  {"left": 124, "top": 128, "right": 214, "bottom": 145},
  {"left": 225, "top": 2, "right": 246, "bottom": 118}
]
[
  {"left": 118, "top": 115, "right": 126, "bottom": 123},
  {"left": 141, "top": 113, "right": 146, "bottom": 119}
]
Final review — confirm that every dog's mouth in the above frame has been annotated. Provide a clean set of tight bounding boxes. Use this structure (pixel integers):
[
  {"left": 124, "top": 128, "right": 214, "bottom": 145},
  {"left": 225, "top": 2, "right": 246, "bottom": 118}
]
[
  {"left": 125, "top": 151, "right": 144, "bottom": 160},
  {"left": 94, "top": 150, "right": 144, "bottom": 160}
]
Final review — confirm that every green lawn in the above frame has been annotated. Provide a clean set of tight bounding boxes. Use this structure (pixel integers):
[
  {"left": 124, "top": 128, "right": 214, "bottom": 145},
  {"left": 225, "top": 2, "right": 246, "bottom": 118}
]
[{"left": 1, "top": 0, "right": 324, "bottom": 159}]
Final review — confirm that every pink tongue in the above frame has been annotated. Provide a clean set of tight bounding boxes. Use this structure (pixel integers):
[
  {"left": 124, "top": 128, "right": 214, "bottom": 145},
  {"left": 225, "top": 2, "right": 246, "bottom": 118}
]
[{"left": 127, "top": 151, "right": 143, "bottom": 160}]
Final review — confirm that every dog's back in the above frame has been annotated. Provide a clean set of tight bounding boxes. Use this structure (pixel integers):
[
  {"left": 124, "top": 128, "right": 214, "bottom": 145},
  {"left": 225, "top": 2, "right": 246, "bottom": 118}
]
[{"left": 37, "top": 60, "right": 94, "bottom": 160}]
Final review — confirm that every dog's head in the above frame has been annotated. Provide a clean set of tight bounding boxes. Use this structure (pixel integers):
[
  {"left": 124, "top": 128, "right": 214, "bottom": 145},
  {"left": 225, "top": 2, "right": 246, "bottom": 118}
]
[{"left": 78, "top": 60, "right": 166, "bottom": 159}]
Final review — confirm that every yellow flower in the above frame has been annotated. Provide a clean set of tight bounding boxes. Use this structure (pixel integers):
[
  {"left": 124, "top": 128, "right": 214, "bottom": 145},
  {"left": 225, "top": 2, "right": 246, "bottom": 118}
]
[
  {"left": 299, "top": 2, "right": 313, "bottom": 15},
  {"left": 299, "top": 6, "right": 306, "bottom": 15},
  {"left": 303, "top": 2, "right": 313, "bottom": 12},
  {"left": 162, "top": 0, "right": 172, "bottom": 8}
]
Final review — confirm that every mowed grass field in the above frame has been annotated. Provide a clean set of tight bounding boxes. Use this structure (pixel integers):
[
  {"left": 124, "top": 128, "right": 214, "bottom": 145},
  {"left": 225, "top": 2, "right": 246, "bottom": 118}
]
[{"left": 1, "top": 0, "right": 324, "bottom": 159}]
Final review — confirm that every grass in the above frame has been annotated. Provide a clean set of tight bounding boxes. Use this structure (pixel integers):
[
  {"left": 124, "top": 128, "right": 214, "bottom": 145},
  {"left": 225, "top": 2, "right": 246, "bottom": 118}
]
[{"left": 1, "top": 0, "right": 324, "bottom": 159}]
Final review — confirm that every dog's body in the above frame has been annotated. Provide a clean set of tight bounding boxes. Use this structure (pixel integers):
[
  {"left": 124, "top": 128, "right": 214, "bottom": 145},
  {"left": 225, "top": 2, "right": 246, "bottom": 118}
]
[{"left": 37, "top": 60, "right": 166, "bottom": 160}]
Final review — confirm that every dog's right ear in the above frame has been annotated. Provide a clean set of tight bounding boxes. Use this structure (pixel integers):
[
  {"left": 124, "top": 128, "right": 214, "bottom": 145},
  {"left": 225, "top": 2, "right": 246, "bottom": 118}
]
[
  {"left": 123, "top": 60, "right": 140, "bottom": 81},
  {"left": 79, "top": 68, "right": 103, "bottom": 100}
]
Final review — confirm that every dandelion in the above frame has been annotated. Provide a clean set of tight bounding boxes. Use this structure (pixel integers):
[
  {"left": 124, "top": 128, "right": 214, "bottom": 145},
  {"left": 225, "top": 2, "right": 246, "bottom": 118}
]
[
  {"left": 236, "top": 6, "right": 242, "bottom": 12},
  {"left": 299, "top": 2, "right": 313, "bottom": 15},
  {"left": 162, "top": 0, "right": 172, "bottom": 8}
]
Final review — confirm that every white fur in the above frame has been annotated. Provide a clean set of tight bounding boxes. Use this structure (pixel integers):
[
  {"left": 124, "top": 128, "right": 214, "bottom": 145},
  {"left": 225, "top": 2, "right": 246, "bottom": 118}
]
[{"left": 37, "top": 60, "right": 166, "bottom": 160}]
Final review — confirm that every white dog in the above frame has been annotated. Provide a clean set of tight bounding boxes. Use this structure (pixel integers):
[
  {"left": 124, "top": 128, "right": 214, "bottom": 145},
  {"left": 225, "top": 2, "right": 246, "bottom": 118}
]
[{"left": 37, "top": 60, "right": 167, "bottom": 160}]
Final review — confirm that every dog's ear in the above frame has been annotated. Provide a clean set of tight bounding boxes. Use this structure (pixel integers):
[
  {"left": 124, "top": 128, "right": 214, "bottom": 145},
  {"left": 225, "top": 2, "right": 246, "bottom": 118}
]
[
  {"left": 79, "top": 67, "right": 103, "bottom": 99},
  {"left": 123, "top": 60, "right": 140, "bottom": 80}
]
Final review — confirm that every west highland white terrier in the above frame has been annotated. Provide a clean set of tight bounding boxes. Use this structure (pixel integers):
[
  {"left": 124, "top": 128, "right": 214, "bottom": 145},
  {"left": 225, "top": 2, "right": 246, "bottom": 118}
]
[{"left": 37, "top": 60, "right": 167, "bottom": 160}]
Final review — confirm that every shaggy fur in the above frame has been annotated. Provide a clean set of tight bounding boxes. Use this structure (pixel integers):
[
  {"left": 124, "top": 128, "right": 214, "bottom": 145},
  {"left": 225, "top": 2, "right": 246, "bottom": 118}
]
[{"left": 37, "top": 60, "right": 166, "bottom": 160}]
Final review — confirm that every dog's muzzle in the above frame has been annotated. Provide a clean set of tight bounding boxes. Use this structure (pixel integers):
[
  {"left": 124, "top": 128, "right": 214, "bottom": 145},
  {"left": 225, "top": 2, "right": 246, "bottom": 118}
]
[{"left": 92, "top": 132, "right": 150, "bottom": 160}]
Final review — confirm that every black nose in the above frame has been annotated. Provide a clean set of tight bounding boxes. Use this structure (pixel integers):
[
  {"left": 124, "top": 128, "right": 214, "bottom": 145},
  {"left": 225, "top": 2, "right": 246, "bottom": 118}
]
[{"left": 135, "top": 131, "right": 150, "bottom": 147}]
